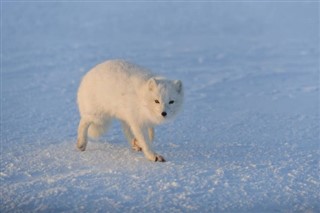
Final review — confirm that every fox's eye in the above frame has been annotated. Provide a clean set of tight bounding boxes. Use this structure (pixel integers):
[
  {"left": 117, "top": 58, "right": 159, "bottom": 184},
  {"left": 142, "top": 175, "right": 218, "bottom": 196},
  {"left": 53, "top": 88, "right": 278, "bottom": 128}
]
[
  {"left": 154, "top": 100, "right": 160, "bottom": 104},
  {"left": 169, "top": 100, "right": 175, "bottom": 104}
]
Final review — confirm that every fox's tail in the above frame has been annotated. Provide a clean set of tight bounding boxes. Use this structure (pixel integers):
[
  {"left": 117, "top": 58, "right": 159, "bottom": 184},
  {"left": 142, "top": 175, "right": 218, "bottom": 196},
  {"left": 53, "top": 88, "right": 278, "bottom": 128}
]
[{"left": 87, "top": 120, "right": 111, "bottom": 139}]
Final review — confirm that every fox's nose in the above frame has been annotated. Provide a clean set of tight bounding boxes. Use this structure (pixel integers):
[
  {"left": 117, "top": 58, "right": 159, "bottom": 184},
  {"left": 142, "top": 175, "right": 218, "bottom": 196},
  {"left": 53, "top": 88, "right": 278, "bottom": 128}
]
[{"left": 161, "top": 111, "right": 167, "bottom": 117}]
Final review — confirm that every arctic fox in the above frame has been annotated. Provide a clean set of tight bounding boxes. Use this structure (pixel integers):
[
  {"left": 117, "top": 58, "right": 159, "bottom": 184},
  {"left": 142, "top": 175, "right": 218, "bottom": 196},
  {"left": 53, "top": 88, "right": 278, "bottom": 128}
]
[{"left": 77, "top": 60, "right": 183, "bottom": 162}]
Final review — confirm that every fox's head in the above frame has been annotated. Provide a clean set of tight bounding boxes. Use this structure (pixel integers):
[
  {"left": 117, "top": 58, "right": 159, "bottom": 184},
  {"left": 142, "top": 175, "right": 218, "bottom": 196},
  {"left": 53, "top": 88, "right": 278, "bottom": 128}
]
[{"left": 143, "top": 77, "right": 184, "bottom": 125}]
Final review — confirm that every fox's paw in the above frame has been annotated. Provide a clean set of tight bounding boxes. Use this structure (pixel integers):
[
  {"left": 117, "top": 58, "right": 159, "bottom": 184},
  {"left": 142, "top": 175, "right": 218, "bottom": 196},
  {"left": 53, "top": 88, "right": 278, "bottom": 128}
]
[
  {"left": 77, "top": 139, "right": 87, "bottom": 151},
  {"left": 131, "top": 139, "right": 142, "bottom": 152},
  {"left": 146, "top": 152, "right": 166, "bottom": 162},
  {"left": 154, "top": 154, "right": 166, "bottom": 162}
]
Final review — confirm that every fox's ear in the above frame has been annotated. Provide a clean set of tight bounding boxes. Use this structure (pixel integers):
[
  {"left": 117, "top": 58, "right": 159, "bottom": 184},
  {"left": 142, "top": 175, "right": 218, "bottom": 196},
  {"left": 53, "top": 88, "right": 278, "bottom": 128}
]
[
  {"left": 174, "top": 80, "right": 183, "bottom": 93},
  {"left": 148, "top": 78, "right": 157, "bottom": 91}
]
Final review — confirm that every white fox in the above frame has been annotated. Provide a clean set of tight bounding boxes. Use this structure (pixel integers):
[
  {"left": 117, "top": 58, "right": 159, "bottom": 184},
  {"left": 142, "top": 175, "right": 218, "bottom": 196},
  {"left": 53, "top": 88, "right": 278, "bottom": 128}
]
[{"left": 77, "top": 60, "right": 183, "bottom": 162}]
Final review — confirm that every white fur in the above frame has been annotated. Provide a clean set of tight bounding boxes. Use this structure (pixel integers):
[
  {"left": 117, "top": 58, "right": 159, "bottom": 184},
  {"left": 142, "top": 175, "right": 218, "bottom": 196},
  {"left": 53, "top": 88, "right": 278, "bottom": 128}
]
[{"left": 77, "top": 60, "right": 183, "bottom": 162}]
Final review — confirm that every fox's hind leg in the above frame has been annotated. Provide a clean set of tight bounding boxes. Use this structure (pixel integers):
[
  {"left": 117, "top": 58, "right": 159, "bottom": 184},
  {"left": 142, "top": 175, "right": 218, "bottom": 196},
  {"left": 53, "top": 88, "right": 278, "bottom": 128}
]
[
  {"left": 122, "top": 122, "right": 142, "bottom": 151},
  {"left": 77, "top": 118, "right": 92, "bottom": 151}
]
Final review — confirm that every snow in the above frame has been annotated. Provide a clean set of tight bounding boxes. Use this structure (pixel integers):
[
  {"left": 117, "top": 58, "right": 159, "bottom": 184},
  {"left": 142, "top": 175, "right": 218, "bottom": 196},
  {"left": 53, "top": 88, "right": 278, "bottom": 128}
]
[{"left": 1, "top": 1, "right": 319, "bottom": 212}]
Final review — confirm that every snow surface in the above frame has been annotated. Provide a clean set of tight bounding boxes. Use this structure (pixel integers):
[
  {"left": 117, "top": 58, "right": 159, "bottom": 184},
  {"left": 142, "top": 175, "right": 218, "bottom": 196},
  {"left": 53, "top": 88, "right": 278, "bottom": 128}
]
[{"left": 1, "top": 1, "right": 319, "bottom": 212}]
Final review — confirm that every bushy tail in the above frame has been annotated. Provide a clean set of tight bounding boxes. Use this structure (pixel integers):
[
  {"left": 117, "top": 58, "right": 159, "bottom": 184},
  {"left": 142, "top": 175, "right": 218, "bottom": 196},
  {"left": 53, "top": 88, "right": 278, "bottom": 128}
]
[{"left": 88, "top": 120, "right": 111, "bottom": 139}]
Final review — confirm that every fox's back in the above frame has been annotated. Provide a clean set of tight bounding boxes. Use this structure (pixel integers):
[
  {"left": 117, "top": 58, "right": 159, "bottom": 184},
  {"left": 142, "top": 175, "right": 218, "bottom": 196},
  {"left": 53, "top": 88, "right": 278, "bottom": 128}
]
[
  {"left": 77, "top": 60, "right": 153, "bottom": 116},
  {"left": 83, "top": 59, "right": 152, "bottom": 89}
]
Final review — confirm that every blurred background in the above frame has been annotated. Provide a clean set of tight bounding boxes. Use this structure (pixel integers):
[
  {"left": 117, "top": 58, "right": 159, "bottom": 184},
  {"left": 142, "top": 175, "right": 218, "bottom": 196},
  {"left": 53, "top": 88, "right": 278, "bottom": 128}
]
[
  {"left": 2, "top": 2, "right": 319, "bottom": 212},
  {"left": 3, "top": 2, "right": 318, "bottom": 143}
]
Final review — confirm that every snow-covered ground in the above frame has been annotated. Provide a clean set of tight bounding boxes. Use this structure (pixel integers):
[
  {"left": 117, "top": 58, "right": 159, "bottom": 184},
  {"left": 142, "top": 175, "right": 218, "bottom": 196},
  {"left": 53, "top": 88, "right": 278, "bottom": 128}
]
[{"left": 1, "top": 2, "right": 319, "bottom": 212}]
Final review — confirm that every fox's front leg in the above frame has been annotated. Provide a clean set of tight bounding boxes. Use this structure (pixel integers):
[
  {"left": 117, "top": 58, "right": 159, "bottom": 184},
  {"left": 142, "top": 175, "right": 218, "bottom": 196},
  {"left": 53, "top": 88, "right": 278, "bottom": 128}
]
[
  {"left": 130, "top": 124, "right": 165, "bottom": 162},
  {"left": 148, "top": 127, "right": 154, "bottom": 142},
  {"left": 131, "top": 127, "right": 154, "bottom": 151},
  {"left": 131, "top": 138, "right": 142, "bottom": 152},
  {"left": 122, "top": 121, "right": 142, "bottom": 151}
]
